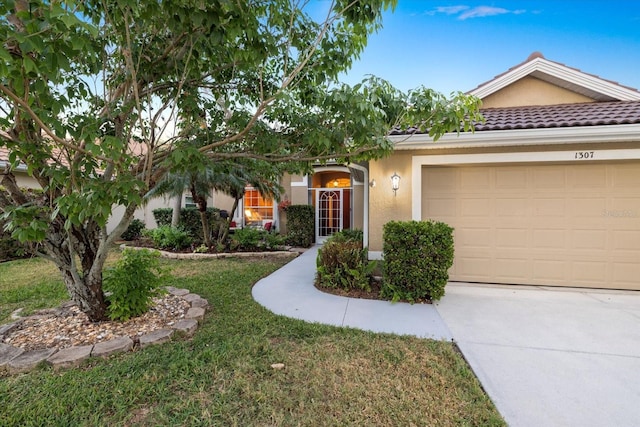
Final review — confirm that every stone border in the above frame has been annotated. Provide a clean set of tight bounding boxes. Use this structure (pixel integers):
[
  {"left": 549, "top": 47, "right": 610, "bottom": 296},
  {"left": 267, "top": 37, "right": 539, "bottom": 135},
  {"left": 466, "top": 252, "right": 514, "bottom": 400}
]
[
  {"left": 0, "top": 287, "right": 208, "bottom": 374},
  {"left": 120, "top": 244, "right": 304, "bottom": 260}
]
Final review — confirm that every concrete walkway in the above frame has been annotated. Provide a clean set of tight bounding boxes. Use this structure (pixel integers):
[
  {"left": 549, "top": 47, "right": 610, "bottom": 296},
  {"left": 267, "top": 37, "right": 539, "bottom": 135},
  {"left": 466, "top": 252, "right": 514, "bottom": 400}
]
[
  {"left": 252, "top": 246, "right": 452, "bottom": 340},
  {"left": 252, "top": 246, "right": 640, "bottom": 427}
]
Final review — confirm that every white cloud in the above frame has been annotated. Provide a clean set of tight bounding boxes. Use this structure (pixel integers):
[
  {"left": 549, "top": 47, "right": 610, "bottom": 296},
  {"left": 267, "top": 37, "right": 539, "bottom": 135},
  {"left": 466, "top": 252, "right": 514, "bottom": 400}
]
[{"left": 428, "top": 5, "right": 527, "bottom": 20}]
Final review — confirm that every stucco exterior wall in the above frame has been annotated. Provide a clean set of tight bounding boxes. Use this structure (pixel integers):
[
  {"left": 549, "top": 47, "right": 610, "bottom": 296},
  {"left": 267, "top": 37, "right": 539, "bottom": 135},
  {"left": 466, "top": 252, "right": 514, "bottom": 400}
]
[
  {"left": 368, "top": 152, "right": 413, "bottom": 251},
  {"left": 481, "top": 76, "right": 594, "bottom": 108}
]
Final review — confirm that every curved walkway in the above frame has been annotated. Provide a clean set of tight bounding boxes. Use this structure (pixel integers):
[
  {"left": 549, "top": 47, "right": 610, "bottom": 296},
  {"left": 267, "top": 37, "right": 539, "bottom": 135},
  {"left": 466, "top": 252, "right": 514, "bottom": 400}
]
[
  {"left": 252, "top": 246, "right": 453, "bottom": 340},
  {"left": 253, "top": 245, "right": 640, "bottom": 427}
]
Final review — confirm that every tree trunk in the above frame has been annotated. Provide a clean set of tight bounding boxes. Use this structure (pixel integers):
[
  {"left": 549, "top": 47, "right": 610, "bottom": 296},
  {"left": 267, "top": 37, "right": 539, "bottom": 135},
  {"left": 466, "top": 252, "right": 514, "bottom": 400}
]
[
  {"left": 171, "top": 195, "right": 181, "bottom": 227},
  {"left": 191, "top": 185, "right": 211, "bottom": 247},
  {"left": 59, "top": 263, "right": 108, "bottom": 321}
]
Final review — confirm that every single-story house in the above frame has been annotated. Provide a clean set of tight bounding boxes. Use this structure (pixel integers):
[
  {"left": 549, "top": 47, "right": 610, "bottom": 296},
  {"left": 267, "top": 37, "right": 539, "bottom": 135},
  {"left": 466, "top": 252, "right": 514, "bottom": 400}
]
[
  {"left": 4, "top": 52, "right": 640, "bottom": 291},
  {"left": 279, "top": 52, "right": 640, "bottom": 291}
]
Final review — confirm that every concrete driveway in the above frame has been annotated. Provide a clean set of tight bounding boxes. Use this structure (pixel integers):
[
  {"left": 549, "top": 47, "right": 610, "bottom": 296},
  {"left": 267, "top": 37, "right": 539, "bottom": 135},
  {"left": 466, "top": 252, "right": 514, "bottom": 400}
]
[{"left": 435, "top": 283, "right": 640, "bottom": 427}]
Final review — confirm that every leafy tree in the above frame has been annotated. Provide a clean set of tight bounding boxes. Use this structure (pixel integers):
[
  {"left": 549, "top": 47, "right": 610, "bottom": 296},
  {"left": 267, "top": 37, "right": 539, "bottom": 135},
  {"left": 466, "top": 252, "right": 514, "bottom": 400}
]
[{"left": 0, "top": 0, "right": 482, "bottom": 321}]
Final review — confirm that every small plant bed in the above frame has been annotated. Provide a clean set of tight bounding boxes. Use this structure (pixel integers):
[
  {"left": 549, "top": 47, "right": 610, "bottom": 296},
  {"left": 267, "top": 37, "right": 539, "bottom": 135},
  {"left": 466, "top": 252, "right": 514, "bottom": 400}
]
[{"left": 315, "top": 278, "right": 433, "bottom": 304}]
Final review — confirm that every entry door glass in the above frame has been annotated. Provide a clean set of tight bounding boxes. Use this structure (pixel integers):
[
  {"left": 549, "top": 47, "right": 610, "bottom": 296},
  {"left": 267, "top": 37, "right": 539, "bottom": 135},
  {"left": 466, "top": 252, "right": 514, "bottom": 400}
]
[{"left": 316, "top": 189, "right": 343, "bottom": 242}]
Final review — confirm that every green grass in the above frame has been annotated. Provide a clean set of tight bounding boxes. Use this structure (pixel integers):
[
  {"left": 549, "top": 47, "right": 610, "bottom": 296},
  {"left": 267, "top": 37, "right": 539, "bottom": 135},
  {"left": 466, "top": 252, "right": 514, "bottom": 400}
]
[{"left": 0, "top": 252, "right": 505, "bottom": 426}]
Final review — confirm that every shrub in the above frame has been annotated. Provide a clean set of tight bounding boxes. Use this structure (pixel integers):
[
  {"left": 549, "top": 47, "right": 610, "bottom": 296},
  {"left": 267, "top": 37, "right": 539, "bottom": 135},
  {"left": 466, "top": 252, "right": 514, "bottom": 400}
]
[
  {"left": 152, "top": 207, "right": 224, "bottom": 244},
  {"left": 143, "top": 225, "right": 192, "bottom": 250},
  {"left": 231, "top": 228, "right": 285, "bottom": 251},
  {"left": 103, "top": 248, "right": 167, "bottom": 321},
  {"left": 120, "top": 218, "right": 146, "bottom": 241},
  {"left": 316, "top": 230, "right": 374, "bottom": 291},
  {"left": 285, "top": 205, "right": 314, "bottom": 247},
  {"left": 381, "top": 220, "right": 454, "bottom": 302}
]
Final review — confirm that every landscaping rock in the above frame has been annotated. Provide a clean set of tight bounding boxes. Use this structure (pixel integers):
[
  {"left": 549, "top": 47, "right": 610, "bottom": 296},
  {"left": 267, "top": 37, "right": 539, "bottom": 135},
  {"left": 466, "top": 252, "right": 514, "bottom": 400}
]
[
  {"left": 189, "top": 297, "right": 210, "bottom": 309},
  {"left": 166, "top": 287, "right": 190, "bottom": 297},
  {"left": 91, "top": 336, "right": 134, "bottom": 358},
  {"left": 172, "top": 319, "right": 198, "bottom": 337},
  {"left": 139, "top": 329, "right": 174, "bottom": 348},
  {"left": 7, "top": 348, "right": 57, "bottom": 373},
  {"left": 0, "top": 343, "right": 23, "bottom": 370},
  {"left": 185, "top": 307, "right": 206, "bottom": 323},
  {"left": 47, "top": 345, "right": 93, "bottom": 368},
  {"left": 0, "top": 321, "right": 19, "bottom": 337}
]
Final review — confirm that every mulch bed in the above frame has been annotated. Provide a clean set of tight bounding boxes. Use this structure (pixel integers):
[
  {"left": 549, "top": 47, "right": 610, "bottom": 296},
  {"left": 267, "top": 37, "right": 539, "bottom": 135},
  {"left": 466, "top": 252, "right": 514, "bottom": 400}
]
[{"left": 315, "top": 280, "right": 433, "bottom": 304}]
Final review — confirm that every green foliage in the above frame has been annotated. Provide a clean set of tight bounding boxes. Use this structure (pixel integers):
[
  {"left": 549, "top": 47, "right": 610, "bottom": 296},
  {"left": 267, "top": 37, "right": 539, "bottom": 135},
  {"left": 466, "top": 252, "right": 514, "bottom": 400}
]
[
  {"left": 381, "top": 220, "right": 454, "bottom": 302},
  {"left": 285, "top": 205, "right": 315, "bottom": 247},
  {"left": 120, "top": 218, "right": 146, "bottom": 241},
  {"left": 230, "top": 228, "right": 286, "bottom": 252},
  {"left": 153, "top": 208, "right": 223, "bottom": 244},
  {"left": 103, "top": 249, "right": 167, "bottom": 321},
  {"left": 143, "top": 226, "right": 193, "bottom": 251},
  {"left": 316, "top": 230, "right": 374, "bottom": 291},
  {"left": 0, "top": 220, "right": 29, "bottom": 262}
]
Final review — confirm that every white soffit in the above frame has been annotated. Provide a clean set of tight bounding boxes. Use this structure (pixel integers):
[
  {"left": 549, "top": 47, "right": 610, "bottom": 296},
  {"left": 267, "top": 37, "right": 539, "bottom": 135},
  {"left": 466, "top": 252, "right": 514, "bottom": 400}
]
[
  {"left": 390, "top": 124, "right": 640, "bottom": 150},
  {"left": 470, "top": 57, "right": 640, "bottom": 102}
]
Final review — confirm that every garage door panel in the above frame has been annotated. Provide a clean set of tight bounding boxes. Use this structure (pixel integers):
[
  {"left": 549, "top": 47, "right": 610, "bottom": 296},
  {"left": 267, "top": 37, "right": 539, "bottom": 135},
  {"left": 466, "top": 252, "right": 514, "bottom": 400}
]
[
  {"left": 569, "top": 166, "right": 607, "bottom": 189},
  {"left": 612, "top": 230, "right": 640, "bottom": 251},
  {"left": 533, "top": 198, "right": 566, "bottom": 216},
  {"left": 461, "top": 168, "right": 492, "bottom": 188},
  {"left": 460, "top": 199, "right": 491, "bottom": 217},
  {"left": 495, "top": 198, "right": 528, "bottom": 216},
  {"left": 494, "top": 258, "right": 530, "bottom": 281},
  {"left": 532, "top": 260, "right": 567, "bottom": 282},
  {"left": 570, "top": 198, "right": 607, "bottom": 218},
  {"left": 422, "top": 162, "right": 640, "bottom": 290},
  {"left": 571, "top": 230, "right": 608, "bottom": 250},
  {"left": 532, "top": 229, "right": 566, "bottom": 249},
  {"left": 495, "top": 168, "right": 527, "bottom": 188},
  {"left": 611, "top": 165, "right": 639, "bottom": 187},
  {"left": 533, "top": 168, "right": 566, "bottom": 189},
  {"left": 496, "top": 229, "right": 528, "bottom": 248},
  {"left": 456, "top": 227, "right": 492, "bottom": 249},
  {"left": 572, "top": 261, "right": 608, "bottom": 284}
]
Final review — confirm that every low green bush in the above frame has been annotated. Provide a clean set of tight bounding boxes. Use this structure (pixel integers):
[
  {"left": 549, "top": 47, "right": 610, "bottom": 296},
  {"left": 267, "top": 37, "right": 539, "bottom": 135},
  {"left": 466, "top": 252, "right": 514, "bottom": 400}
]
[
  {"left": 152, "top": 207, "right": 224, "bottom": 244},
  {"left": 285, "top": 205, "right": 314, "bottom": 247},
  {"left": 120, "top": 218, "right": 146, "bottom": 241},
  {"left": 381, "top": 220, "right": 454, "bottom": 302},
  {"left": 103, "top": 248, "right": 167, "bottom": 321},
  {"left": 230, "top": 228, "right": 285, "bottom": 251},
  {"left": 143, "top": 225, "right": 192, "bottom": 251},
  {"left": 316, "top": 230, "right": 374, "bottom": 291}
]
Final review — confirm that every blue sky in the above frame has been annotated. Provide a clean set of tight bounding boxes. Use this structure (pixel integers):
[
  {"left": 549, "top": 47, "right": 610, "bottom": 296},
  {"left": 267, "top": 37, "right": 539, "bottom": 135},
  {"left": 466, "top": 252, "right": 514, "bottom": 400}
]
[{"left": 337, "top": 1, "right": 640, "bottom": 95}]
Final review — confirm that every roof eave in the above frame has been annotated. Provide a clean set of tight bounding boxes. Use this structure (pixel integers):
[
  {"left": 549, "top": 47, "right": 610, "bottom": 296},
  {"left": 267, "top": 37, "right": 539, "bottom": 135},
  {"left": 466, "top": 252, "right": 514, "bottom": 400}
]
[
  {"left": 470, "top": 57, "right": 640, "bottom": 101},
  {"left": 390, "top": 124, "right": 640, "bottom": 150}
]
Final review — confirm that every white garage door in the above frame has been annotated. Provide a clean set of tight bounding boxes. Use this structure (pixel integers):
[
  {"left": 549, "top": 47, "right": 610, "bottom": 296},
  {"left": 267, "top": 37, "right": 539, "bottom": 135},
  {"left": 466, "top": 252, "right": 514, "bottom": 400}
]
[{"left": 422, "top": 162, "right": 640, "bottom": 290}]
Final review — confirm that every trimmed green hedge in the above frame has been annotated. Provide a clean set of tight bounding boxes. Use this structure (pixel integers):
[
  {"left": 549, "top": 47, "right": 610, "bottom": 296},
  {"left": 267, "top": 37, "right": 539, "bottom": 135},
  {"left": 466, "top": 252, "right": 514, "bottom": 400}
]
[
  {"left": 152, "top": 207, "right": 224, "bottom": 244},
  {"left": 285, "top": 205, "right": 314, "bottom": 247},
  {"left": 381, "top": 220, "right": 454, "bottom": 302}
]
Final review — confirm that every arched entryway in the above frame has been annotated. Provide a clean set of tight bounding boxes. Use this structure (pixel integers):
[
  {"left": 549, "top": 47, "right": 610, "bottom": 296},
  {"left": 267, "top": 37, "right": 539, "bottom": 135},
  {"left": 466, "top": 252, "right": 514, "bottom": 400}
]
[{"left": 310, "top": 170, "right": 352, "bottom": 243}]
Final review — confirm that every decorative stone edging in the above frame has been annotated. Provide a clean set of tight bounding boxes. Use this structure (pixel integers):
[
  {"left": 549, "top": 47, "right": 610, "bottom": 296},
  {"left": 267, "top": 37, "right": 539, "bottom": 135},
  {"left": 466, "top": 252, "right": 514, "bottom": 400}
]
[
  {"left": 0, "top": 287, "right": 208, "bottom": 374},
  {"left": 120, "top": 244, "right": 303, "bottom": 260}
]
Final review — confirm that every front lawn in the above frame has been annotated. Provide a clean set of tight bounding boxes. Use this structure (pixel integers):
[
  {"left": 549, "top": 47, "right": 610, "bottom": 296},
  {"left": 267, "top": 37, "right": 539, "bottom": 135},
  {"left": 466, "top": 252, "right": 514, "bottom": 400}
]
[{"left": 0, "top": 252, "right": 505, "bottom": 426}]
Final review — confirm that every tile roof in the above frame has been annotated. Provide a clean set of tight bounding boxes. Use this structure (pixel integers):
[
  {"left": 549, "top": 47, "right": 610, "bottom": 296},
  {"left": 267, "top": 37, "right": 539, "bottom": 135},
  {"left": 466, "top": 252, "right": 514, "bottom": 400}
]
[{"left": 389, "top": 101, "right": 640, "bottom": 135}]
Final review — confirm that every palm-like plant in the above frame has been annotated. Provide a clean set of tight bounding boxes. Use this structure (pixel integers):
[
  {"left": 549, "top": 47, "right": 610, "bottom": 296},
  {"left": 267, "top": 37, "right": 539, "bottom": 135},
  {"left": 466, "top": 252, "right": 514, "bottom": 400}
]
[{"left": 148, "top": 158, "right": 283, "bottom": 247}]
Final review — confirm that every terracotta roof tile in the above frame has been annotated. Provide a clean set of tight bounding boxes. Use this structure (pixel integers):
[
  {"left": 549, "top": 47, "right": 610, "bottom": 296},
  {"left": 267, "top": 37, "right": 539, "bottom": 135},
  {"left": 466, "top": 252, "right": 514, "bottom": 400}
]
[{"left": 389, "top": 101, "right": 640, "bottom": 135}]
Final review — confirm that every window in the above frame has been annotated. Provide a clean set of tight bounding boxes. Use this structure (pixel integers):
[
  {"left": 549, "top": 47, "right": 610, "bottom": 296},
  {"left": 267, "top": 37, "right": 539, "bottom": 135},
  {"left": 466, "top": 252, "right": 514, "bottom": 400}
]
[
  {"left": 244, "top": 188, "right": 273, "bottom": 225},
  {"left": 184, "top": 195, "right": 196, "bottom": 208}
]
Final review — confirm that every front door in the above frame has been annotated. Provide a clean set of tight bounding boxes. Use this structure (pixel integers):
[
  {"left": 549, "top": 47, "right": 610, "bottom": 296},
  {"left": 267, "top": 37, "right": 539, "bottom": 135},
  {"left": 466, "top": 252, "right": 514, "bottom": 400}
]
[{"left": 316, "top": 189, "right": 343, "bottom": 243}]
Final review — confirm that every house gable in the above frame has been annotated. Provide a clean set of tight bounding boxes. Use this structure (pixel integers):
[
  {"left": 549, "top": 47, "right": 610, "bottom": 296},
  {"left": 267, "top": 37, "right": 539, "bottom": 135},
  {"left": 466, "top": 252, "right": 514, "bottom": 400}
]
[
  {"left": 480, "top": 76, "right": 595, "bottom": 108},
  {"left": 470, "top": 52, "right": 640, "bottom": 108}
]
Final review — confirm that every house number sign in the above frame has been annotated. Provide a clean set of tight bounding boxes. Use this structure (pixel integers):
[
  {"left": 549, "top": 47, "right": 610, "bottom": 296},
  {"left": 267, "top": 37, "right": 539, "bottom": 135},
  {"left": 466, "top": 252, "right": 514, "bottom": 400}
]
[{"left": 574, "top": 151, "right": 595, "bottom": 160}]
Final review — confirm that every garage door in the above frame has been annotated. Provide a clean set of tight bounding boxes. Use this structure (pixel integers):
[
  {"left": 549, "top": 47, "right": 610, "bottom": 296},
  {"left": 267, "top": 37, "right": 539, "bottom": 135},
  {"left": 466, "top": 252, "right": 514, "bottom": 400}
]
[{"left": 422, "top": 162, "right": 640, "bottom": 290}]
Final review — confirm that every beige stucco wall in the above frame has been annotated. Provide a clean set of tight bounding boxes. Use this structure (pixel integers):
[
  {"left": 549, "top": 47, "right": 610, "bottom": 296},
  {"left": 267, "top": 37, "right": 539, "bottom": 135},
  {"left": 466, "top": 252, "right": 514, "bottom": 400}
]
[
  {"left": 12, "top": 172, "right": 40, "bottom": 189},
  {"left": 352, "top": 183, "right": 364, "bottom": 230},
  {"left": 368, "top": 152, "right": 413, "bottom": 251},
  {"left": 481, "top": 76, "right": 594, "bottom": 108}
]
